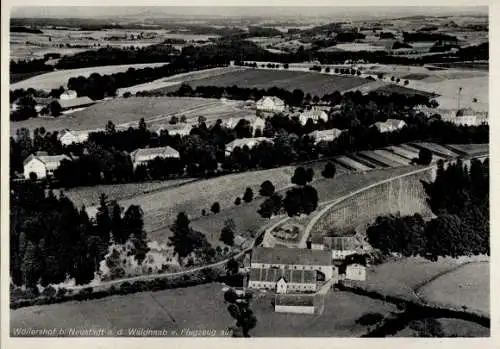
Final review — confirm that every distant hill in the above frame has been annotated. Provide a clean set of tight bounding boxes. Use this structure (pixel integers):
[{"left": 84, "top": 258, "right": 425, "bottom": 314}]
[{"left": 10, "top": 26, "right": 43, "bottom": 34}]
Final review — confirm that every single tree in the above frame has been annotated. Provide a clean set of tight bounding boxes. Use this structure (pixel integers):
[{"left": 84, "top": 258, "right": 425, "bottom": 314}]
[
  {"left": 259, "top": 180, "right": 275, "bottom": 197},
  {"left": 49, "top": 100, "right": 62, "bottom": 117},
  {"left": 234, "top": 197, "right": 242, "bottom": 206},
  {"left": 291, "top": 166, "right": 307, "bottom": 186},
  {"left": 418, "top": 148, "right": 433, "bottom": 165},
  {"left": 321, "top": 162, "right": 336, "bottom": 178},
  {"left": 220, "top": 219, "right": 235, "bottom": 246},
  {"left": 211, "top": 202, "right": 221, "bottom": 214},
  {"left": 243, "top": 187, "right": 254, "bottom": 203}
]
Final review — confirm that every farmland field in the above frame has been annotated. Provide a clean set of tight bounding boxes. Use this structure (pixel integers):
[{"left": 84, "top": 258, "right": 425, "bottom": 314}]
[
  {"left": 417, "top": 262, "right": 489, "bottom": 316},
  {"left": 10, "top": 62, "right": 170, "bottom": 91},
  {"left": 10, "top": 282, "right": 397, "bottom": 337},
  {"left": 10, "top": 97, "right": 234, "bottom": 135},
  {"left": 152, "top": 68, "right": 372, "bottom": 96}
]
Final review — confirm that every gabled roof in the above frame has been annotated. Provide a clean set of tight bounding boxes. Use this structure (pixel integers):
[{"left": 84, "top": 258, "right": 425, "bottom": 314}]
[
  {"left": 308, "top": 128, "right": 343, "bottom": 139},
  {"left": 257, "top": 96, "right": 285, "bottom": 106},
  {"left": 130, "top": 146, "right": 179, "bottom": 161},
  {"left": 225, "top": 137, "right": 272, "bottom": 150},
  {"left": 58, "top": 97, "right": 95, "bottom": 110},
  {"left": 252, "top": 247, "right": 332, "bottom": 266},
  {"left": 23, "top": 154, "right": 72, "bottom": 166}
]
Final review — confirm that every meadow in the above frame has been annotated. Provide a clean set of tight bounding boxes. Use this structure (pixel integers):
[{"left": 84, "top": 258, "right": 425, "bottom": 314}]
[
  {"left": 10, "top": 282, "right": 397, "bottom": 337},
  {"left": 10, "top": 62, "right": 170, "bottom": 91},
  {"left": 153, "top": 68, "right": 371, "bottom": 96},
  {"left": 10, "top": 97, "right": 228, "bottom": 135},
  {"left": 392, "top": 318, "right": 490, "bottom": 337}
]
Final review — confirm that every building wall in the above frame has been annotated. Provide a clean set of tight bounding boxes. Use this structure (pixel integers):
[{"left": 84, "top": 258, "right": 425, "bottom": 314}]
[
  {"left": 346, "top": 265, "right": 366, "bottom": 281},
  {"left": 332, "top": 250, "right": 357, "bottom": 260},
  {"left": 24, "top": 159, "right": 47, "bottom": 179},
  {"left": 275, "top": 305, "right": 315, "bottom": 314},
  {"left": 249, "top": 263, "right": 333, "bottom": 280}
]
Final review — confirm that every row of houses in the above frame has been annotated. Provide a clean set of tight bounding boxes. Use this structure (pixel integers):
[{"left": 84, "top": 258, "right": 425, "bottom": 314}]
[{"left": 22, "top": 146, "right": 181, "bottom": 179}]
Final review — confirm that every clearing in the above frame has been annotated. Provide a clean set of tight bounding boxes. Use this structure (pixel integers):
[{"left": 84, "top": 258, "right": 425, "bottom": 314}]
[
  {"left": 152, "top": 68, "right": 372, "bottom": 96},
  {"left": 416, "top": 262, "right": 489, "bottom": 317},
  {"left": 10, "top": 62, "right": 170, "bottom": 91}
]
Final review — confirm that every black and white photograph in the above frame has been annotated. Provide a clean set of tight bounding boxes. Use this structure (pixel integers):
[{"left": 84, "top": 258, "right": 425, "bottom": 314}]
[{"left": 3, "top": 3, "right": 491, "bottom": 342}]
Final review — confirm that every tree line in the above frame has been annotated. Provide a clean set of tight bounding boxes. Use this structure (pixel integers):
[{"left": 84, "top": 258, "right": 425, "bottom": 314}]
[{"left": 367, "top": 158, "right": 489, "bottom": 261}]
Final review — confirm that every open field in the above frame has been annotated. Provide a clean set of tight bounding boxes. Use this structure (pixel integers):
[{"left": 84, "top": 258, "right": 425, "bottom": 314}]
[
  {"left": 10, "top": 97, "right": 230, "bottom": 135},
  {"left": 10, "top": 282, "right": 397, "bottom": 337},
  {"left": 392, "top": 318, "right": 490, "bottom": 337},
  {"left": 10, "top": 62, "right": 170, "bottom": 91},
  {"left": 417, "top": 262, "right": 489, "bottom": 316},
  {"left": 348, "top": 256, "right": 489, "bottom": 306},
  {"left": 445, "top": 143, "right": 489, "bottom": 156},
  {"left": 63, "top": 178, "right": 196, "bottom": 209},
  {"left": 116, "top": 67, "right": 246, "bottom": 96},
  {"left": 152, "top": 68, "right": 372, "bottom": 96}
]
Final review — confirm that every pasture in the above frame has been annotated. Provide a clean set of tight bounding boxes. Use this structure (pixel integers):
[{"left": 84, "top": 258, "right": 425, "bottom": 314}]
[
  {"left": 10, "top": 282, "right": 397, "bottom": 337},
  {"left": 392, "top": 318, "right": 490, "bottom": 337},
  {"left": 10, "top": 62, "right": 170, "bottom": 91},
  {"left": 152, "top": 68, "right": 372, "bottom": 96},
  {"left": 417, "top": 262, "right": 489, "bottom": 316}
]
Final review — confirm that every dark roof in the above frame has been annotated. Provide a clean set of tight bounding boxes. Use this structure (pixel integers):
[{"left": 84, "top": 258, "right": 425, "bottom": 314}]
[
  {"left": 249, "top": 268, "right": 316, "bottom": 284},
  {"left": 324, "top": 236, "right": 358, "bottom": 251},
  {"left": 275, "top": 294, "right": 315, "bottom": 307},
  {"left": 252, "top": 247, "right": 332, "bottom": 266}
]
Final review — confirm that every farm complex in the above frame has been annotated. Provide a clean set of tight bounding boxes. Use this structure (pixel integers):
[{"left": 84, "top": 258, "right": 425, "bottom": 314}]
[{"left": 8, "top": 6, "right": 489, "bottom": 339}]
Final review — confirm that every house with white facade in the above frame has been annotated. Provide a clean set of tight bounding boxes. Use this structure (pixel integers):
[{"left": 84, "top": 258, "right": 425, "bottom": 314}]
[
  {"left": 441, "top": 109, "right": 488, "bottom": 126},
  {"left": 58, "top": 129, "right": 104, "bottom": 146},
  {"left": 308, "top": 128, "right": 343, "bottom": 144},
  {"left": 155, "top": 123, "right": 193, "bottom": 137},
  {"left": 372, "top": 119, "right": 407, "bottom": 133},
  {"left": 223, "top": 116, "right": 266, "bottom": 136},
  {"left": 248, "top": 268, "right": 317, "bottom": 293},
  {"left": 59, "top": 90, "right": 78, "bottom": 100},
  {"left": 225, "top": 137, "right": 273, "bottom": 155},
  {"left": 130, "top": 146, "right": 180, "bottom": 168},
  {"left": 345, "top": 263, "right": 366, "bottom": 281},
  {"left": 59, "top": 96, "right": 96, "bottom": 112},
  {"left": 310, "top": 235, "right": 362, "bottom": 261},
  {"left": 299, "top": 109, "right": 329, "bottom": 125},
  {"left": 256, "top": 96, "right": 286, "bottom": 113},
  {"left": 249, "top": 247, "right": 334, "bottom": 282},
  {"left": 23, "top": 153, "right": 72, "bottom": 180}
]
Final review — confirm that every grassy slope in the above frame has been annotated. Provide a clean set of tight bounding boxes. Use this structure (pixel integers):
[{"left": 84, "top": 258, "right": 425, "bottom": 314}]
[
  {"left": 10, "top": 97, "right": 224, "bottom": 135},
  {"left": 10, "top": 282, "right": 396, "bottom": 337},
  {"left": 10, "top": 62, "right": 170, "bottom": 91},
  {"left": 153, "top": 68, "right": 371, "bottom": 96}
]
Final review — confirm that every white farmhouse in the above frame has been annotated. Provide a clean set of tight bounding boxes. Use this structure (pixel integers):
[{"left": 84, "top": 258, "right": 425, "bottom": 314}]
[
  {"left": 225, "top": 137, "right": 273, "bottom": 155},
  {"left": 23, "top": 153, "right": 72, "bottom": 180},
  {"left": 156, "top": 124, "right": 193, "bottom": 137},
  {"left": 299, "top": 109, "right": 328, "bottom": 125},
  {"left": 59, "top": 90, "right": 78, "bottom": 100},
  {"left": 130, "top": 146, "right": 180, "bottom": 168},
  {"left": 256, "top": 96, "right": 286, "bottom": 113},
  {"left": 372, "top": 119, "right": 407, "bottom": 133},
  {"left": 308, "top": 128, "right": 343, "bottom": 144},
  {"left": 441, "top": 110, "right": 488, "bottom": 126}
]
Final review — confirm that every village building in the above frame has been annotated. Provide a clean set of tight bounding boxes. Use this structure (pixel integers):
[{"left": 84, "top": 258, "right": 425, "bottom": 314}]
[
  {"left": 23, "top": 152, "right": 72, "bottom": 180},
  {"left": 154, "top": 123, "right": 193, "bottom": 137},
  {"left": 274, "top": 294, "right": 316, "bottom": 315},
  {"left": 298, "top": 108, "right": 329, "bottom": 125},
  {"left": 225, "top": 137, "right": 273, "bottom": 155},
  {"left": 59, "top": 90, "right": 78, "bottom": 100},
  {"left": 339, "top": 254, "right": 368, "bottom": 281},
  {"left": 372, "top": 119, "right": 407, "bottom": 133},
  {"left": 248, "top": 268, "right": 317, "bottom": 292},
  {"left": 223, "top": 116, "right": 266, "bottom": 135},
  {"left": 308, "top": 128, "right": 343, "bottom": 144},
  {"left": 58, "top": 129, "right": 103, "bottom": 146},
  {"left": 441, "top": 109, "right": 488, "bottom": 126},
  {"left": 256, "top": 96, "right": 286, "bottom": 113},
  {"left": 250, "top": 247, "right": 334, "bottom": 281},
  {"left": 58, "top": 96, "right": 96, "bottom": 112},
  {"left": 310, "top": 235, "right": 361, "bottom": 260},
  {"left": 130, "top": 146, "right": 180, "bottom": 168}
]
